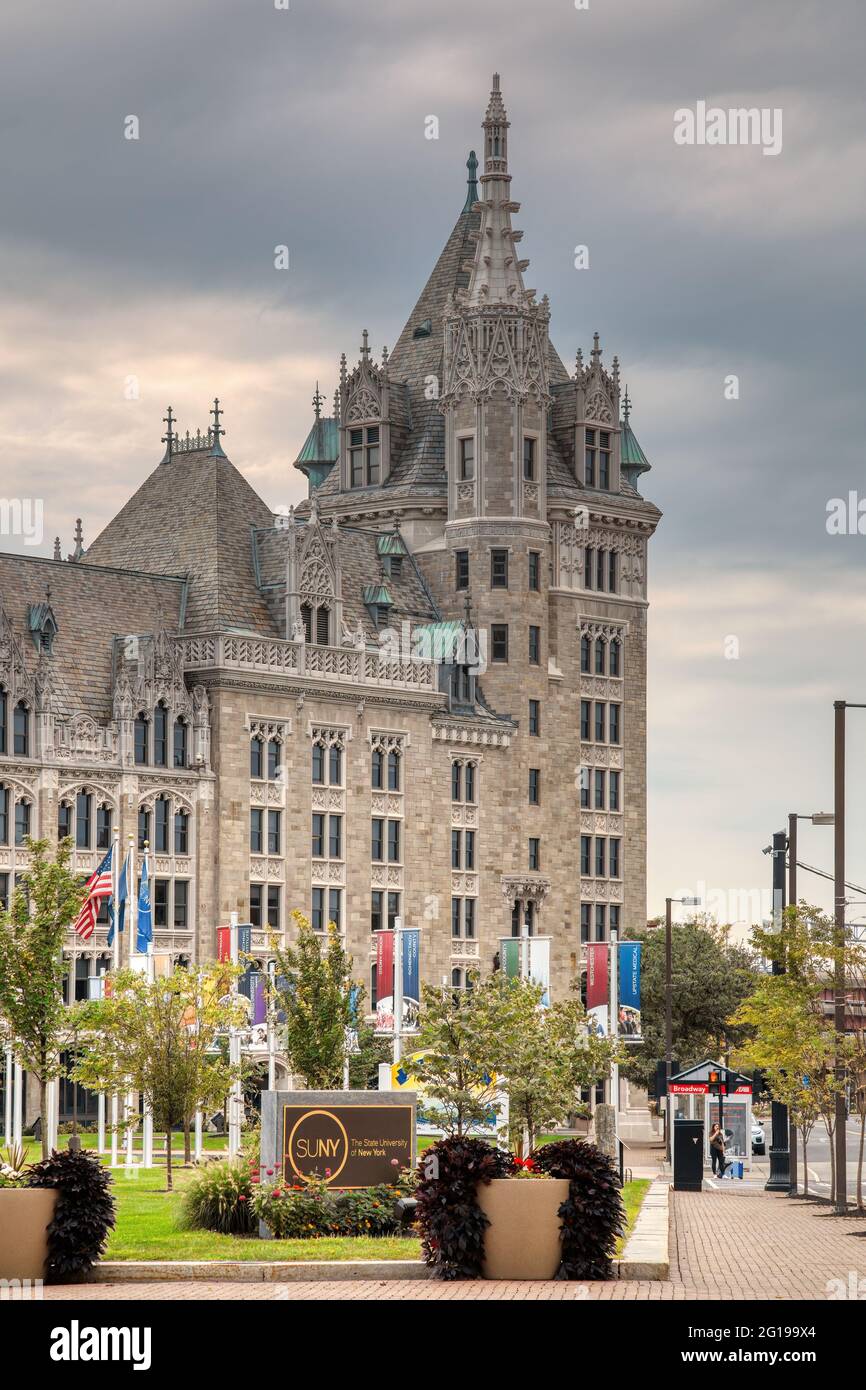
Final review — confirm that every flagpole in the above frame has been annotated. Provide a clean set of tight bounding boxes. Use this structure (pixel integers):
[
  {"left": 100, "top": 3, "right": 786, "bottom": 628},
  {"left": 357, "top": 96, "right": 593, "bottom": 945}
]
[
  {"left": 124, "top": 834, "right": 138, "bottom": 1171},
  {"left": 194, "top": 969, "right": 204, "bottom": 1162},
  {"left": 142, "top": 839, "right": 154, "bottom": 1169},
  {"left": 110, "top": 832, "right": 120, "bottom": 1167},
  {"left": 392, "top": 917, "right": 403, "bottom": 1068}
]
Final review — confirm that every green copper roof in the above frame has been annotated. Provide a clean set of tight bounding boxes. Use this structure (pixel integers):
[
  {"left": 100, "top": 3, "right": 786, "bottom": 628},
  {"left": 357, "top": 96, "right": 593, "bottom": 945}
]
[
  {"left": 376, "top": 532, "right": 407, "bottom": 556},
  {"left": 620, "top": 420, "right": 650, "bottom": 476},
  {"left": 363, "top": 584, "right": 393, "bottom": 606},
  {"left": 295, "top": 416, "right": 339, "bottom": 466}
]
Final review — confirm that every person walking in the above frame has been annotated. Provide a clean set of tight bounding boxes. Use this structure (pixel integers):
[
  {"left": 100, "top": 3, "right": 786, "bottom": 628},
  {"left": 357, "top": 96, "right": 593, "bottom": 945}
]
[{"left": 709, "top": 1122, "right": 728, "bottom": 1177}]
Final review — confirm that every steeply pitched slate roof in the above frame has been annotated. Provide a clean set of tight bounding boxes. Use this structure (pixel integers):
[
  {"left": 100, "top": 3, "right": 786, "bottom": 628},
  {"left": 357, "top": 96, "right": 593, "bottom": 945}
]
[
  {"left": 82, "top": 449, "right": 278, "bottom": 634},
  {"left": 0, "top": 552, "right": 186, "bottom": 720},
  {"left": 254, "top": 523, "right": 439, "bottom": 642}
]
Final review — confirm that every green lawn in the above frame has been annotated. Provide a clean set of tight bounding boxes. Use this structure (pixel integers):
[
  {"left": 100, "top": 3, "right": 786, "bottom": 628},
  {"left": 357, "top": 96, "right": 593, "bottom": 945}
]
[
  {"left": 13, "top": 1133, "right": 228, "bottom": 1162},
  {"left": 617, "top": 1178, "right": 650, "bottom": 1255},
  {"left": 105, "top": 1166, "right": 420, "bottom": 1263}
]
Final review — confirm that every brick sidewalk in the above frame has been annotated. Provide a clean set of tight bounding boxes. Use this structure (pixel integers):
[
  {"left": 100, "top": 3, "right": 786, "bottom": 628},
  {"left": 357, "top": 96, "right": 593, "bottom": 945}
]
[{"left": 41, "top": 1187, "right": 866, "bottom": 1301}]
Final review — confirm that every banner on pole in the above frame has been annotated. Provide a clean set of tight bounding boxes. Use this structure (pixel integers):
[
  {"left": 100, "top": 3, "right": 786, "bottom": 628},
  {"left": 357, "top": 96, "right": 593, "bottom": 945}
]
[
  {"left": 401, "top": 928, "right": 420, "bottom": 1032},
  {"left": 217, "top": 926, "right": 231, "bottom": 962},
  {"left": 527, "top": 937, "right": 551, "bottom": 1006},
  {"left": 586, "top": 942, "right": 609, "bottom": 1036},
  {"left": 374, "top": 929, "right": 395, "bottom": 1033},
  {"left": 617, "top": 941, "right": 642, "bottom": 1039},
  {"left": 499, "top": 938, "right": 521, "bottom": 979}
]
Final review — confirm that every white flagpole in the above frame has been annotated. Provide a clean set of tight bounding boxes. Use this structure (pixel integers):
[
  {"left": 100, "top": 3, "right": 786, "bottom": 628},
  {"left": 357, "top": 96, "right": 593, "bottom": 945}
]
[
  {"left": 3, "top": 1046, "right": 12, "bottom": 1144},
  {"left": 12, "top": 1058, "right": 23, "bottom": 1144},
  {"left": 228, "top": 912, "right": 242, "bottom": 1159},
  {"left": 392, "top": 917, "right": 403, "bottom": 1068},
  {"left": 141, "top": 839, "right": 155, "bottom": 1168},
  {"left": 110, "top": 832, "right": 121, "bottom": 1167},
  {"left": 267, "top": 959, "right": 277, "bottom": 1093},
  {"left": 124, "top": 834, "right": 138, "bottom": 1170},
  {"left": 194, "top": 971, "right": 203, "bottom": 1162}
]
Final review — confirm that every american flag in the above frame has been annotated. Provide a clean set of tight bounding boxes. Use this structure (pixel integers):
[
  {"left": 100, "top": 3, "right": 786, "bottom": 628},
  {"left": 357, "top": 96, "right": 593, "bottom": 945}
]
[{"left": 72, "top": 845, "right": 114, "bottom": 941}]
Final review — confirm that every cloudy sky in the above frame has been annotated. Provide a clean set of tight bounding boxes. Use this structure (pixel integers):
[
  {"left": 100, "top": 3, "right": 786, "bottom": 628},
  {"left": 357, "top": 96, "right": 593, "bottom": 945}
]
[{"left": 2, "top": 0, "right": 865, "bottom": 921}]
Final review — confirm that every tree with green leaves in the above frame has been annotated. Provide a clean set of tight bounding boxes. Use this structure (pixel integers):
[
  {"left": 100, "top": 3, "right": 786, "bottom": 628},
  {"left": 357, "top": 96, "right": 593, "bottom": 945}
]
[
  {"left": 732, "top": 904, "right": 864, "bottom": 1199},
  {"left": 622, "top": 918, "right": 759, "bottom": 1091},
  {"left": 74, "top": 962, "right": 245, "bottom": 1190},
  {"left": 409, "top": 974, "right": 617, "bottom": 1151},
  {"left": 270, "top": 911, "right": 356, "bottom": 1089},
  {"left": 0, "top": 838, "right": 84, "bottom": 1158}
]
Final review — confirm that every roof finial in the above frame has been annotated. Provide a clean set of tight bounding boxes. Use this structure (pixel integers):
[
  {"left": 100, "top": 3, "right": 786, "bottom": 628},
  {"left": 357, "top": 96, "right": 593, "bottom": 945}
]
[
  {"left": 71, "top": 518, "right": 85, "bottom": 562},
  {"left": 53, "top": 537, "right": 62, "bottom": 562},
  {"left": 591, "top": 332, "right": 602, "bottom": 364},
  {"left": 482, "top": 73, "right": 509, "bottom": 177},
  {"left": 210, "top": 397, "right": 227, "bottom": 457},
  {"left": 463, "top": 149, "right": 479, "bottom": 212},
  {"left": 313, "top": 382, "right": 323, "bottom": 420},
  {"left": 161, "top": 405, "right": 175, "bottom": 464},
  {"left": 360, "top": 329, "right": 370, "bottom": 362},
  {"left": 622, "top": 386, "right": 631, "bottom": 425},
  {"left": 381, "top": 344, "right": 389, "bottom": 368}
]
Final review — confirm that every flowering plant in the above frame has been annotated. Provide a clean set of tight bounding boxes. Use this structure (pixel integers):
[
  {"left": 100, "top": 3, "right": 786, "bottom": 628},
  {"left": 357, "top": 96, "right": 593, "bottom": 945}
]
[{"left": 510, "top": 1156, "right": 551, "bottom": 1180}]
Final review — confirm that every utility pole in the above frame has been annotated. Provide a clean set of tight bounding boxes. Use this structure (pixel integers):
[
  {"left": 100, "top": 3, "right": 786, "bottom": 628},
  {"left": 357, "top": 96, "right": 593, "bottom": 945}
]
[
  {"left": 664, "top": 894, "right": 701, "bottom": 1162},
  {"left": 765, "top": 828, "right": 790, "bottom": 1190},
  {"left": 834, "top": 701, "right": 849, "bottom": 1213}
]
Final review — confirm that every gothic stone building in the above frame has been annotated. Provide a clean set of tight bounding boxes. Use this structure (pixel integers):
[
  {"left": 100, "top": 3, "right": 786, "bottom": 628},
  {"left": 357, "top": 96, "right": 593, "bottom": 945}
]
[{"left": 0, "top": 76, "right": 659, "bottom": 1052}]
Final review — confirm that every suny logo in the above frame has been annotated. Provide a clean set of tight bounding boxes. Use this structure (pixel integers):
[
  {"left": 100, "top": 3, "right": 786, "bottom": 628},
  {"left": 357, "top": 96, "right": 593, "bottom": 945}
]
[{"left": 50, "top": 1321, "right": 152, "bottom": 1371}]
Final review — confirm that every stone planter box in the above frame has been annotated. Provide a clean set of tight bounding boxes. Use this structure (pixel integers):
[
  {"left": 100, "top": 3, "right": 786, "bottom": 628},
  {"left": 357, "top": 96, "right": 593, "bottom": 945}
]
[
  {"left": 0, "top": 1189, "right": 57, "bottom": 1282},
  {"left": 477, "top": 1178, "right": 569, "bottom": 1280}
]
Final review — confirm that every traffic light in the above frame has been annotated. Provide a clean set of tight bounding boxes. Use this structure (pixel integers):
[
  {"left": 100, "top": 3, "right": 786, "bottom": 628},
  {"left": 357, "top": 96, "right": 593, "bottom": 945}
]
[{"left": 708, "top": 1068, "right": 721, "bottom": 1095}]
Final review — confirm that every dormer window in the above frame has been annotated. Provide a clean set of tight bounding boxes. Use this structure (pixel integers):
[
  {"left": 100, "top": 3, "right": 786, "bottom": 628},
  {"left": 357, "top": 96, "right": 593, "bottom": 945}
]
[
  {"left": 412, "top": 318, "right": 432, "bottom": 339},
  {"left": 349, "top": 426, "right": 380, "bottom": 487},
  {"left": 28, "top": 602, "right": 58, "bottom": 654},
  {"left": 585, "top": 429, "right": 611, "bottom": 490}
]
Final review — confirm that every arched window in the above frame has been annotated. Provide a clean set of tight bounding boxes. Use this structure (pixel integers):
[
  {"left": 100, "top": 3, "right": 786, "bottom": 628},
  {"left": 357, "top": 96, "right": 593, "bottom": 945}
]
[
  {"left": 580, "top": 635, "right": 591, "bottom": 673},
  {"left": 13, "top": 701, "right": 29, "bottom": 756},
  {"left": 0, "top": 688, "right": 7, "bottom": 754},
  {"left": 267, "top": 739, "right": 281, "bottom": 780},
  {"left": 134, "top": 713, "right": 149, "bottom": 766},
  {"left": 609, "top": 638, "right": 621, "bottom": 677},
  {"left": 595, "top": 639, "right": 606, "bottom": 676},
  {"left": 311, "top": 741, "right": 325, "bottom": 785},
  {"left": 153, "top": 702, "right": 168, "bottom": 767},
  {"left": 14, "top": 799, "right": 31, "bottom": 845},
  {"left": 316, "top": 605, "right": 330, "bottom": 646},
  {"left": 371, "top": 748, "right": 384, "bottom": 789},
  {"left": 154, "top": 796, "right": 170, "bottom": 853},
  {"left": 328, "top": 743, "right": 342, "bottom": 787},
  {"left": 137, "top": 805, "right": 150, "bottom": 851},
  {"left": 173, "top": 718, "right": 187, "bottom": 768},
  {"left": 174, "top": 808, "right": 189, "bottom": 854},
  {"left": 300, "top": 602, "right": 312, "bottom": 643},
  {"left": 387, "top": 750, "right": 400, "bottom": 792},
  {"left": 451, "top": 967, "right": 464, "bottom": 990},
  {"left": 96, "top": 803, "right": 112, "bottom": 850},
  {"left": 250, "top": 736, "right": 263, "bottom": 779},
  {"left": 58, "top": 799, "right": 72, "bottom": 840},
  {"left": 75, "top": 790, "right": 92, "bottom": 849}
]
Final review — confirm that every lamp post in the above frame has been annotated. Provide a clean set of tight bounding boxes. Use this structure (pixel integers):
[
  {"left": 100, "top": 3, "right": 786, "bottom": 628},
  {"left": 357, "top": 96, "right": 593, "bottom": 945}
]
[
  {"left": 765, "top": 828, "right": 790, "bottom": 1190},
  {"left": 664, "top": 894, "right": 701, "bottom": 1161}
]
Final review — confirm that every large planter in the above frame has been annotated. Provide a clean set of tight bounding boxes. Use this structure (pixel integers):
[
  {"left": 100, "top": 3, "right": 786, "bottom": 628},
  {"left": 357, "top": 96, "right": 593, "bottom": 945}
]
[
  {"left": 477, "top": 1177, "right": 570, "bottom": 1280},
  {"left": 0, "top": 1189, "right": 58, "bottom": 1281}
]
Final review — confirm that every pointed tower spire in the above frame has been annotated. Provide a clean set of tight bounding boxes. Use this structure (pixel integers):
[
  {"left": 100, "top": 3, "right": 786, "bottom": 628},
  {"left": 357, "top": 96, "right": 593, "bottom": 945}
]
[
  {"left": 312, "top": 382, "right": 323, "bottom": 420},
  {"left": 465, "top": 75, "right": 527, "bottom": 307},
  {"left": 209, "top": 397, "right": 227, "bottom": 458},
  {"left": 160, "top": 405, "right": 175, "bottom": 464},
  {"left": 462, "top": 149, "right": 479, "bottom": 212}
]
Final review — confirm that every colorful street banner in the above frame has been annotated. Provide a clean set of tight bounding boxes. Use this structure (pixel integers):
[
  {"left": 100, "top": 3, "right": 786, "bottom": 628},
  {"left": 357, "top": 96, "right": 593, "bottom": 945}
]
[
  {"left": 238, "top": 924, "right": 252, "bottom": 956},
  {"left": 617, "top": 941, "right": 642, "bottom": 1039},
  {"left": 586, "top": 942, "right": 609, "bottom": 1037},
  {"left": 374, "top": 929, "right": 395, "bottom": 1033},
  {"left": 527, "top": 937, "right": 550, "bottom": 1007},
  {"left": 402, "top": 928, "right": 420, "bottom": 1031},
  {"left": 217, "top": 926, "right": 231, "bottom": 962}
]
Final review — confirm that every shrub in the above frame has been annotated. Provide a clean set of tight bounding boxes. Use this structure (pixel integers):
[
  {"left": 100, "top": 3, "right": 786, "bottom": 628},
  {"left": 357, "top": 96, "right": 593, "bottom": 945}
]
[
  {"left": 179, "top": 1161, "right": 256, "bottom": 1235},
  {"left": 252, "top": 1171, "right": 414, "bottom": 1239},
  {"left": 531, "top": 1139, "right": 625, "bottom": 1280},
  {"left": 27, "top": 1148, "right": 116, "bottom": 1282},
  {"left": 413, "top": 1136, "right": 513, "bottom": 1279}
]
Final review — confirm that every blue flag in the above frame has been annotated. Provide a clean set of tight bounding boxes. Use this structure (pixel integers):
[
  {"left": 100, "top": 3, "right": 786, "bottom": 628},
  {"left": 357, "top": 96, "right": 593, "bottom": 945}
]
[
  {"left": 136, "top": 855, "right": 153, "bottom": 953},
  {"left": 107, "top": 849, "right": 129, "bottom": 947}
]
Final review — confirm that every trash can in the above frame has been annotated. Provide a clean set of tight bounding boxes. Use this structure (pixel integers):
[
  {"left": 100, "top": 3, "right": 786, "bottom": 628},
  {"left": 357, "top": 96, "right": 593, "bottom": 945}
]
[{"left": 673, "top": 1118, "right": 704, "bottom": 1191}]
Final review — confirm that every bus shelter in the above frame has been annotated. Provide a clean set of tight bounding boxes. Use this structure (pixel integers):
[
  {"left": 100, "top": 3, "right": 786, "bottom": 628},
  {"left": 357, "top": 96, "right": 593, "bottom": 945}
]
[{"left": 669, "top": 1060, "right": 753, "bottom": 1173}]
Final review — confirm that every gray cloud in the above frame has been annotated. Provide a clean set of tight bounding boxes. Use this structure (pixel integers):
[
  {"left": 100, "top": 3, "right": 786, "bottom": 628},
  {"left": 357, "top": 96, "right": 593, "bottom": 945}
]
[{"left": 1, "top": 0, "right": 864, "bottom": 914}]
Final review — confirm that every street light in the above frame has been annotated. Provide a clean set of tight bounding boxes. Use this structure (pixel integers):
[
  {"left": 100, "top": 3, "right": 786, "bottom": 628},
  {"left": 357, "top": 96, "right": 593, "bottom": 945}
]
[
  {"left": 664, "top": 894, "right": 701, "bottom": 1161},
  {"left": 832, "top": 701, "right": 866, "bottom": 1213}
]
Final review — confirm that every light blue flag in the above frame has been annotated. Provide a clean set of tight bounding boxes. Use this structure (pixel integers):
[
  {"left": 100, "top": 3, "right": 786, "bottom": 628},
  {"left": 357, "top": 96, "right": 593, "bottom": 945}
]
[
  {"left": 136, "top": 854, "right": 153, "bottom": 953},
  {"left": 107, "top": 850, "right": 129, "bottom": 947}
]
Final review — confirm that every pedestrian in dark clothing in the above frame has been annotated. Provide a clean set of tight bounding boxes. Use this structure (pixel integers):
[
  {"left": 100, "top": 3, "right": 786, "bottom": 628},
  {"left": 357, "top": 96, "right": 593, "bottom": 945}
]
[{"left": 709, "top": 1122, "right": 728, "bottom": 1177}]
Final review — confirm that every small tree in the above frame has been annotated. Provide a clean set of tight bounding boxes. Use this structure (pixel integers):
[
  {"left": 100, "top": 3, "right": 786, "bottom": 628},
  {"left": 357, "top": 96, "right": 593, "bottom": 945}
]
[
  {"left": 271, "top": 911, "right": 355, "bottom": 1089},
  {"left": 74, "top": 962, "right": 245, "bottom": 1190},
  {"left": 0, "top": 838, "right": 84, "bottom": 1157},
  {"left": 408, "top": 977, "right": 507, "bottom": 1136}
]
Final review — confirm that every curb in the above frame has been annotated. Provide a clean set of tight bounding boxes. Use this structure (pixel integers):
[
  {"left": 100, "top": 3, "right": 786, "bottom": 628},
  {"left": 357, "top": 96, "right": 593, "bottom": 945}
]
[
  {"left": 617, "top": 1178, "right": 669, "bottom": 1280},
  {"left": 92, "top": 1259, "right": 432, "bottom": 1283}
]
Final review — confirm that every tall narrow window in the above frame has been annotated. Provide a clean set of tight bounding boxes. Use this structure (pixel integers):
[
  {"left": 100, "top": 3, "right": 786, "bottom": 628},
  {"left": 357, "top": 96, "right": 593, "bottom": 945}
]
[
  {"left": 528, "top": 838, "right": 540, "bottom": 871},
  {"left": 312, "top": 742, "right": 325, "bottom": 785},
  {"left": 174, "top": 809, "right": 189, "bottom": 854},
  {"left": 580, "top": 700, "right": 590, "bottom": 741},
  {"left": 316, "top": 605, "right": 330, "bottom": 645},
  {"left": 595, "top": 903, "right": 606, "bottom": 941},
  {"left": 599, "top": 431, "right": 611, "bottom": 489},
  {"left": 328, "top": 814, "right": 341, "bottom": 859},
  {"left": 75, "top": 791, "right": 92, "bottom": 849},
  {"left": 371, "top": 819, "right": 384, "bottom": 862},
  {"left": 154, "top": 797, "right": 169, "bottom": 853},
  {"left": 528, "top": 700, "right": 540, "bottom": 736},
  {"left": 153, "top": 703, "right": 168, "bottom": 767},
  {"left": 584, "top": 548, "right": 594, "bottom": 590},
  {"left": 267, "top": 739, "right": 281, "bottom": 780},
  {"left": 581, "top": 903, "right": 591, "bottom": 943},
  {"left": 610, "top": 838, "right": 621, "bottom": 879},
  {"left": 311, "top": 887, "right": 324, "bottom": 932},
  {"left": 595, "top": 837, "right": 606, "bottom": 877},
  {"left": 595, "top": 640, "right": 606, "bottom": 676},
  {"left": 594, "top": 702, "right": 605, "bottom": 742},
  {"left": 250, "top": 808, "right": 263, "bottom": 854},
  {"left": 387, "top": 820, "right": 400, "bottom": 863},
  {"left": 0, "top": 690, "right": 6, "bottom": 754},
  {"left": 250, "top": 736, "right": 263, "bottom": 779},
  {"left": 464, "top": 762, "right": 476, "bottom": 804},
  {"left": 455, "top": 550, "right": 469, "bottom": 590},
  {"left": 464, "top": 830, "right": 475, "bottom": 870},
  {"left": 372, "top": 748, "right": 384, "bottom": 789},
  {"left": 529, "top": 768, "right": 540, "bottom": 805},
  {"left": 268, "top": 809, "right": 282, "bottom": 855},
  {"left": 459, "top": 437, "right": 475, "bottom": 481},
  {"left": 312, "top": 814, "right": 325, "bottom": 858},
  {"left": 528, "top": 626, "right": 540, "bottom": 665},
  {"left": 594, "top": 769, "right": 605, "bottom": 811},
  {"left": 610, "top": 638, "right": 621, "bottom": 677},
  {"left": 14, "top": 801, "right": 30, "bottom": 846},
  {"left": 491, "top": 625, "right": 508, "bottom": 662},
  {"left": 609, "top": 770, "right": 621, "bottom": 812},
  {"left": 58, "top": 800, "right": 71, "bottom": 841},
  {"left": 581, "top": 635, "right": 591, "bottom": 673},
  {"left": 173, "top": 719, "right": 187, "bottom": 768},
  {"left": 328, "top": 888, "right": 342, "bottom": 931},
  {"left": 97, "top": 805, "right": 112, "bottom": 850},
  {"left": 528, "top": 551, "right": 540, "bottom": 591},
  {"left": 580, "top": 835, "right": 591, "bottom": 876},
  {"left": 138, "top": 807, "right": 150, "bottom": 850},
  {"left": 451, "top": 762, "right": 461, "bottom": 802},
  {"left": 585, "top": 429, "right": 597, "bottom": 488},
  {"left": 300, "top": 602, "right": 313, "bottom": 642},
  {"left": 329, "top": 744, "right": 342, "bottom": 786},
  {"left": 174, "top": 880, "right": 189, "bottom": 929},
  {"left": 609, "top": 704, "right": 621, "bottom": 745},
  {"left": 387, "top": 750, "right": 400, "bottom": 791},
  {"left": 13, "top": 702, "right": 28, "bottom": 757},
  {"left": 250, "top": 884, "right": 264, "bottom": 928},
  {"left": 491, "top": 550, "right": 509, "bottom": 588},
  {"left": 523, "top": 437, "right": 536, "bottom": 481}
]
